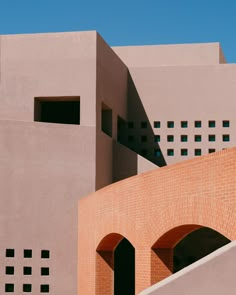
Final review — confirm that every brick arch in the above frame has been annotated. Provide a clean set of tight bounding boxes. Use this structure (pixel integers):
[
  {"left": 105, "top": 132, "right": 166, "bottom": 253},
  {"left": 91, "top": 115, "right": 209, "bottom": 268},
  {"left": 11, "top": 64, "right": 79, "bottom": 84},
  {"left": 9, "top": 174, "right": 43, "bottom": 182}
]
[{"left": 78, "top": 149, "right": 236, "bottom": 295}]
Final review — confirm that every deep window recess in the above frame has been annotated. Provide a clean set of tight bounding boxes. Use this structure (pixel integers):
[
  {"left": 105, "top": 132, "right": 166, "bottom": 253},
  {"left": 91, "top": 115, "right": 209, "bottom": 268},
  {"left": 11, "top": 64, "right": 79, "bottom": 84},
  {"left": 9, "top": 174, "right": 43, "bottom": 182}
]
[
  {"left": 41, "top": 250, "right": 50, "bottom": 259},
  {"left": 128, "top": 122, "right": 134, "bottom": 129},
  {"left": 167, "top": 121, "right": 174, "bottom": 128},
  {"left": 101, "top": 103, "right": 112, "bottom": 137},
  {"left": 41, "top": 267, "right": 50, "bottom": 276},
  {"left": 223, "top": 120, "right": 230, "bottom": 127},
  {"left": 181, "top": 149, "right": 188, "bottom": 156},
  {"left": 195, "top": 149, "right": 202, "bottom": 156},
  {"left": 223, "top": 134, "right": 230, "bottom": 142},
  {"left": 208, "top": 135, "right": 215, "bottom": 142},
  {"left": 24, "top": 249, "right": 32, "bottom": 258},
  {"left": 5, "top": 284, "right": 14, "bottom": 292},
  {"left": 6, "top": 266, "right": 14, "bottom": 275},
  {"left": 141, "top": 121, "right": 147, "bottom": 128},
  {"left": 195, "top": 121, "right": 202, "bottom": 128},
  {"left": 167, "top": 149, "right": 174, "bottom": 156},
  {"left": 24, "top": 267, "right": 32, "bottom": 275},
  {"left": 167, "top": 135, "right": 174, "bottom": 142},
  {"left": 181, "top": 121, "right": 188, "bottom": 128},
  {"left": 209, "top": 120, "right": 215, "bottom": 128},
  {"left": 34, "top": 97, "right": 80, "bottom": 125},
  {"left": 141, "top": 135, "right": 147, "bottom": 142},
  {"left": 209, "top": 149, "right": 215, "bottom": 153},
  {"left": 154, "top": 135, "right": 160, "bottom": 143},
  {"left": 23, "top": 284, "right": 32, "bottom": 293},
  {"left": 194, "top": 135, "right": 201, "bottom": 142},
  {"left": 154, "top": 149, "right": 161, "bottom": 157},
  {"left": 40, "top": 285, "right": 49, "bottom": 293},
  {"left": 6, "top": 249, "right": 14, "bottom": 257},
  {"left": 181, "top": 135, "right": 188, "bottom": 142},
  {"left": 154, "top": 121, "right": 161, "bottom": 128}
]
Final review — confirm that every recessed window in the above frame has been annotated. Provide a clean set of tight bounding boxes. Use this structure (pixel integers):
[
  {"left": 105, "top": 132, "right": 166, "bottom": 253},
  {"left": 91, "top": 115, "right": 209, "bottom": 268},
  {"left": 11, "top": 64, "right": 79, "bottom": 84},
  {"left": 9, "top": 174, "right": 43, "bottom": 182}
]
[
  {"left": 223, "top": 120, "right": 230, "bottom": 127},
  {"left": 195, "top": 121, "right": 202, "bottom": 128},
  {"left": 128, "top": 135, "right": 134, "bottom": 142},
  {"left": 40, "top": 285, "right": 49, "bottom": 293},
  {"left": 6, "top": 266, "right": 14, "bottom": 275},
  {"left": 128, "top": 122, "right": 134, "bottom": 129},
  {"left": 209, "top": 120, "right": 215, "bottom": 128},
  {"left": 195, "top": 149, "right": 202, "bottom": 156},
  {"left": 41, "top": 267, "right": 50, "bottom": 276},
  {"left": 5, "top": 284, "right": 14, "bottom": 292},
  {"left": 223, "top": 134, "right": 230, "bottom": 142},
  {"left": 141, "top": 135, "right": 147, "bottom": 142},
  {"left": 24, "top": 249, "right": 32, "bottom": 258},
  {"left": 181, "top": 135, "right": 188, "bottom": 142},
  {"left": 141, "top": 121, "right": 147, "bottom": 128},
  {"left": 167, "top": 135, "right": 174, "bottom": 142},
  {"left": 24, "top": 267, "right": 32, "bottom": 275},
  {"left": 209, "top": 149, "right": 215, "bottom": 153},
  {"left": 154, "top": 121, "right": 161, "bottom": 128},
  {"left": 34, "top": 97, "right": 80, "bottom": 125},
  {"left": 140, "top": 149, "right": 147, "bottom": 156},
  {"left": 154, "top": 149, "right": 161, "bottom": 157},
  {"left": 6, "top": 249, "right": 15, "bottom": 257},
  {"left": 195, "top": 135, "right": 201, "bottom": 142},
  {"left": 41, "top": 250, "right": 50, "bottom": 259},
  {"left": 23, "top": 284, "right": 32, "bottom": 293},
  {"left": 167, "top": 149, "right": 174, "bottom": 156},
  {"left": 181, "top": 121, "right": 188, "bottom": 128},
  {"left": 208, "top": 135, "right": 215, "bottom": 142},
  {"left": 154, "top": 135, "right": 160, "bottom": 143},
  {"left": 101, "top": 103, "right": 112, "bottom": 137},
  {"left": 181, "top": 149, "right": 188, "bottom": 156},
  {"left": 167, "top": 121, "right": 174, "bottom": 128}
]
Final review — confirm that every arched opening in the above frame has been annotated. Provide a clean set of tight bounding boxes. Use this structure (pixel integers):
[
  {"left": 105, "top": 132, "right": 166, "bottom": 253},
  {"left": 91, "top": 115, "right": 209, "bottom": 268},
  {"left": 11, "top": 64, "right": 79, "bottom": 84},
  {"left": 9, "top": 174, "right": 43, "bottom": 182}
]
[
  {"left": 151, "top": 225, "right": 230, "bottom": 284},
  {"left": 96, "top": 233, "right": 135, "bottom": 295}
]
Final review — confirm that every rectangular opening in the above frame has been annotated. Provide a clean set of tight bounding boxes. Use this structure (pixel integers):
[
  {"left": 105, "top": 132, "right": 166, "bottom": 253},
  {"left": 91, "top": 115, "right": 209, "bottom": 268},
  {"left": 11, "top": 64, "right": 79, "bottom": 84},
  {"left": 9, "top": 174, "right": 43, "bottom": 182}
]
[
  {"left": 41, "top": 250, "right": 50, "bottom": 259},
  {"left": 23, "top": 284, "right": 32, "bottom": 293},
  {"left": 6, "top": 266, "right": 14, "bottom": 275},
  {"left": 24, "top": 267, "right": 32, "bottom": 275},
  {"left": 6, "top": 249, "right": 14, "bottom": 257},
  {"left": 101, "top": 103, "right": 112, "bottom": 137},
  {"left": 41, "top": 267, "right": 49, "bottom": 276},
  {"left": 40, "top": 284, "right": 49, "bottom": 293},
  {"left": 5, "top": 284, "right": 14, "bottom": 292},
  {"left": 24, "top": 249, "right": 32, "bottom": 258},
  {"left": 34, "top": 97, "right": 80, "bottom": 125}
]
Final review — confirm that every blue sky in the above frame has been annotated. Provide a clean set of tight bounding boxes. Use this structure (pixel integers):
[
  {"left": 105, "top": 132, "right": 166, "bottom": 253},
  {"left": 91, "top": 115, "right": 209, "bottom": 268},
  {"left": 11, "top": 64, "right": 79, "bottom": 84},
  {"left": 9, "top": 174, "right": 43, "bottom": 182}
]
[{"left": 0, "top": 0, "right": 236, "bottom": 62}]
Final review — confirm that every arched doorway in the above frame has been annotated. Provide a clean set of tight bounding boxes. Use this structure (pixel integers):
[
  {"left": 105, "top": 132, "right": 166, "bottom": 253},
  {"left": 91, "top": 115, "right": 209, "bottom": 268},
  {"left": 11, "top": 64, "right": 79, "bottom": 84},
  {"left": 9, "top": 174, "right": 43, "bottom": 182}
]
[
  {"left": 151, "top": 225, "right": 231, "bottom": 284},
  {"left": 96, "top": 233, "right": 135, "bottom": 295}
]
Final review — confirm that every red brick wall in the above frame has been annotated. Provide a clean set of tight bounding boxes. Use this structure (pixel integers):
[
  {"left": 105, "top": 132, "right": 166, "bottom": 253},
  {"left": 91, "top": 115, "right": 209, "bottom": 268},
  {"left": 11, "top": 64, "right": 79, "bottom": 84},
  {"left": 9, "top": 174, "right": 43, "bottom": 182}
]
[{"left": 78, "top": 148, "right": 236, "bottom": 295}]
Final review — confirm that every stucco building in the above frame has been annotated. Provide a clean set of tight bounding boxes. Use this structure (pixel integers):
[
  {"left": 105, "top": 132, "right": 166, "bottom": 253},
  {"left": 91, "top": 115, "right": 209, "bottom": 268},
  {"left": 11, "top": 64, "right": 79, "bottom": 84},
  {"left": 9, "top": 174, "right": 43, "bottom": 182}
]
[{"left": 0, "top": 31, "right": 235, "bottom": 294}]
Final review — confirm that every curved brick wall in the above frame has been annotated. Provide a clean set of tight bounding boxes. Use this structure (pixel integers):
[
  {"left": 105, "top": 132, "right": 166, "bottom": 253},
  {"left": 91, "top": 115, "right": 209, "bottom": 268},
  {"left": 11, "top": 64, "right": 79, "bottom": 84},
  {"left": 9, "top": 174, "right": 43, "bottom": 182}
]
[{"left": 78, "top": 148, "right": 236, "bottom": 295}]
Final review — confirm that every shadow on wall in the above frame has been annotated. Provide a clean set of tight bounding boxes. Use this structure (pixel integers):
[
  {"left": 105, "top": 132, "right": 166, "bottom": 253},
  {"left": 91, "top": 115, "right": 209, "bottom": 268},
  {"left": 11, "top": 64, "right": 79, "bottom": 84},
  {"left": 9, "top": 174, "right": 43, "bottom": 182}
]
[{"left": 118, "top": 72, "right": 166, "bottom": 167}]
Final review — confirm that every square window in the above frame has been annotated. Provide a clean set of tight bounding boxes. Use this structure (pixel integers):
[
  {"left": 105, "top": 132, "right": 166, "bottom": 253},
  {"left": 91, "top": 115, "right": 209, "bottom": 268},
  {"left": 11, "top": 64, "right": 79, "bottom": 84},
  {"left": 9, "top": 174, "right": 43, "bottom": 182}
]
[
  {"left": 23, "top": 284, "right": 32, "bottom": 292},
  {"left": 141, "top": 135, "right": 147, "bottom": 142},
  {"left": 209, "top": 149, "right": 215, "bottom": 153},
  {"left": 5, "top": 284, "right": 14, "bottom": 292},
  {"left": 41, "top": 267, "right": 49, "bottom": 276},
  {"left": 181, "top": 121, "right": 188, "bottom": 128},
  {"left": 154, "top": 149, "right": 161, "bottom": 157},
  {"left": 181, "top": 135, "right": 188, "bottom": 142},
  {"left": 223, "top": 134, "right": 230, "bottom": 142},
  {"left": 167, "top": 135, "right": 174, "bottom": 142},
  {"left": 140, "top": 149, "right": 147, "bottom": 156},
  {"left": 195, "top": 149, "right": 202, "bottom": 156},
  {"left": 128, "top": 122, "right": 134, "bottom": 129},
  {"left": 181, "top": 149, "right": 188, "bottom": 156},
  {"left": 128, "top": 135, "right": 134, "bottom": 142},
  {"left": 6, "top": 249, "right": 15, "bottom": 257},
  {"left": 41, "top": 250, "right": 50, "bottom": 259},
  {"left": 167, "top": 149, "right": 174, "bottom": 156},
  {"left": 209, "top": 120, "right": 215, "bottom": 128},
  {"left": 154, "top": 121, "right": 160, "bottom": 128},
  {"left": 208, "top": 135, "right": 215, "bottom": 142},
  {"left": 141, "top": 121, "right": 147, "bottom": 128},
  {"left": 24, "top": 249, "right": 32, "bottom": 258},
  {"left": 40, "top": 284, "right": 49, "bottom": 293},
  {"left": 24, "top": 267, "right": 32, "bottom": 275},
  {"left": 167, "top": 121, "right": 174, "bottom": 128},
  {"left": 195, "top": 121, "right": 202, "bottom": 128},
  {"left": 154, "top": 135, "right": 160, "bottom": 143},
  {"left": 223, "top": 120, "right": 230, "bottom": 127},
  {"left": 6, "top": 266, "right": 14, "bottom": 275},
  {"left": 195, "top": 135, "right": 201, "bottom": 142}
]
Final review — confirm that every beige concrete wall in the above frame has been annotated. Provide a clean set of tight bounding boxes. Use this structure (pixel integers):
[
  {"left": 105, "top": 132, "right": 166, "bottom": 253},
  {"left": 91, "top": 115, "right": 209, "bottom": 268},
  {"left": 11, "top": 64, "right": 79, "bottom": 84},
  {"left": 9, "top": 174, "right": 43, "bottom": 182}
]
[
  {"left": 113, "top": 42, "right": 224, "bottom": 67},
  {"left": 0, "top": 32, "right": 97, "bottom": 126},
  {"left": 0, "top": 120, "right": 96, "bottom": 295},
  {"left": 139, "top": 241, "right": 236, "bottom": 295}
]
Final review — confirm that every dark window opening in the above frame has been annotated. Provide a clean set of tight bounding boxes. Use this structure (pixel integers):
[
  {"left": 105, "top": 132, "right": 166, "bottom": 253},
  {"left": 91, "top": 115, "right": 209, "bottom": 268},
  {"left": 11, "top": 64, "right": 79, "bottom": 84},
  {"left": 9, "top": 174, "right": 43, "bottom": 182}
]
[
  {"left": 6, "top": 266, "right": 14, "bottom": 275},
  {"left": 41, "top": 267, "right": 50, "bottom": 276},
  {"left": 195, "top": 121, "right": 201, "bottom": 128},
  {"left": 181, "top": 121, "right": 188, "bottom": 128},
  {"left": 167, "top": 135, "right": 174, "bottom": 142},
  {"left": 141, "top": 135, "right": 147, "bottom": 142},
  {"left": 167, "top": 149, "right": 174, "bottom": 156},
  {"left": 195, "top": 135, "right": 201, "bottom": 142},
  {"left": 181, "top": 135, "right": 188, "bottom": 142},
  {"left": 41, "top": 250, "right": 50, "bottom": 259},
  {"left": 141, "top": 121, "right": 147, "bottom": 128},
  {"left": 209, "top": 120, "right": 215, "bottom": 128},
  {"left": 24, "top": 249, "right": 32, "bottom": 258},
  {"left": 6, "top": 249, "right": 14, "bottom": 257},
  {"left": 223, "top": 120, "right": 230, "bottom": 127},
  {"left": 101, "top": 103, "right": 112, "bottom": 137},
  {"left": 117, "top": 116, "right": 126, "bottom": 143},
  {"left": 209, "top": 149, "right": 215, "bottom": 153},
  {"left": 154, "top": 135, "right": 160, "bottom": 143},
  {"left": 40, "top": 285, "right": 49, "bottom": 293},
  {"left": 154, "top": 121, "right": 161, "bottom": 128},
  {"left": 23, "top": 284, "right": 32, "bottom": 293},
  {"left": 167, "top": 121, "right": 174, "bottom": 128},
  {"left": 128, "top": 122, "right": 134, "bottom": 128},
  {"left": 181, "top": 149, "right": 188, "bottom": 156},
  {"left": 195, "top": 149, "right": 201, "bottom": 156},
  {"left": 154, "top": 149, "right": 161, "bottom": 157},
  {"left": 34, "top": 97, "right": 80, "bottom": 125},
  {"left": 24, "top": 267, "right": 32, "bottom": 275},
  {"left": 5, "top": 284, "right": 14, "bottom": 292},
  {"left": 223, "top": 134, "right": 230, "bottom": 142},
  {"left": 208, "top": 135, "right": 215, "bottom": 142}
]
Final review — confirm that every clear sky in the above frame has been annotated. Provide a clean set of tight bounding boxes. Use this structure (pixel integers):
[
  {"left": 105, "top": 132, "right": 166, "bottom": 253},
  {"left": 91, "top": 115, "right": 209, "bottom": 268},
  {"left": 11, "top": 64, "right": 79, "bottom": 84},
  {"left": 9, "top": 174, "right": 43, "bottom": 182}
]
[{"left": 0, "top": 0, "right": 236, "bottom": 62}]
